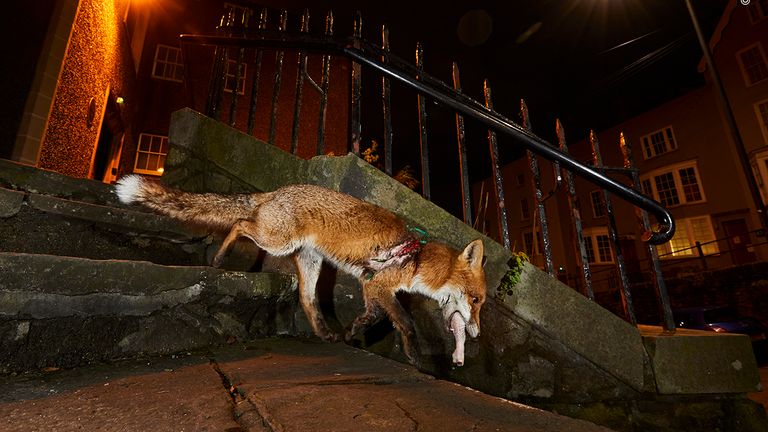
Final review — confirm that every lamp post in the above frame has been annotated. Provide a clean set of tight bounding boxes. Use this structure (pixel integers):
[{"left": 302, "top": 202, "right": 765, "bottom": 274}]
[{"left": 684, "top": 0, "right": 768, "bottom": 232}]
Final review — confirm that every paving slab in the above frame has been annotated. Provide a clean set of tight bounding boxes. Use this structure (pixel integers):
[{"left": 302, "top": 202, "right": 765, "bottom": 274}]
[{"left": 0, "top": 338, "right": 615, "bottom": 432}]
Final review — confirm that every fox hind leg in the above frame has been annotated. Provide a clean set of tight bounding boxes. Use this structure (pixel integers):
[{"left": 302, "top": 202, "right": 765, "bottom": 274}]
[
  {"left": 212, "top": 219, "right": 258, "bottom": 268},
  {"left": 294, "top": 248, "right": 339, "bottom": 342}
]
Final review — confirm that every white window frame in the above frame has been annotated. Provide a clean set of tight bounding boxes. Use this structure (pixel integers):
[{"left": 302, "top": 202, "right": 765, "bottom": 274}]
[
  {"left": 747, "top": 0, "right": 768, "bottom": 24},
  {"left": 224, "top": 59, "right": 247, "bottom": 94},
  {"left": 755, "top": 99, "right": 768, "bottom": 146},
  {"left": 640, "top": 160, "right": 706, "bottom": 208},
  {"left": 133, "top": 133, "right": 169, "bottom": 176},
  {"left": 656, "top": 216, "right": 718, "bottom": 259},
  {"left": 151, "top": 44, "right": 184, "bottom": 82},
  {"left": 583, "top": 227, "right": 613, "bottom": 265},
  {"left": 752, "top": 148, "right": 768, "bottom": 204},
  {"left": 640, "top": 126, "right": 677, "bottom": 160},
  {"left": 736, "top": 43, "right": 768, "bottom": 87},
  {"left": 590, "top": 189, "right": 605, "bottom": 218}
]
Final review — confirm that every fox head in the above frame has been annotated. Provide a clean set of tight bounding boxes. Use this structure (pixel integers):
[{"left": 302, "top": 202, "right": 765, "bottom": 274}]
[{"left": 441, "top": 239, "right": 487, "bottom": 338}]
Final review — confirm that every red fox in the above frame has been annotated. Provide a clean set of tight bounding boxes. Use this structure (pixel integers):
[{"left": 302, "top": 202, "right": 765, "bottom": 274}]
[{"left": 114, "top": 176, "right": 487, "bottom": 367}]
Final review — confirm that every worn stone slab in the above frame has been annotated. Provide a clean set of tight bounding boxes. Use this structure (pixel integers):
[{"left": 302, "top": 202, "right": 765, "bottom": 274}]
[
  {"left": 166, "top": 108, "right": 308, "bottom": 193},
  {"left": 0, "top": 339, "right": 615, "bottom": 432},
  {"left": 26, "top": 192, "right": 200, "bottom": 242},
  {"left": 0, "top": 252, "right": 300, "bottom": 372},
  {"left": 0, "top": 252, "right": 295, "bottom": 314},
  {"left": 0, "top": 158, "right": 119, "bottom": 205},
  {"left": 0, "top": 186, "right": 25, "bottom": 218},
  {"left": 215, "top": 339, "right": 616, "bottom": 432},
  {"left": 0, "top": 354, "right": 240, "bottom": 432},
  {"left": 640, "top": 325, "right": 762, "bottom": 394},
  {"left": 504, "top": 262, "right": 646, "bottom": 391}
]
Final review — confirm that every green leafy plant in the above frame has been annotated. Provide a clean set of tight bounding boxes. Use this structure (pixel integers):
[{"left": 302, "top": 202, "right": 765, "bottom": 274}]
[{"left": 496, "top": 251, "right": 529, "bottom": 300}]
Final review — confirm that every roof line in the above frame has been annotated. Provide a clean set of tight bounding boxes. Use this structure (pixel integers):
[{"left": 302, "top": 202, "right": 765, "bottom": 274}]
[{"left": 697, "top": 0, "right": 738, "bottom": 73}]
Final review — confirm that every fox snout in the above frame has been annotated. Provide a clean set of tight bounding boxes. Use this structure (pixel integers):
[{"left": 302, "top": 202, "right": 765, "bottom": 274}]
[{"left": 466, "top": 320, "right": 480, "bottom": 338}]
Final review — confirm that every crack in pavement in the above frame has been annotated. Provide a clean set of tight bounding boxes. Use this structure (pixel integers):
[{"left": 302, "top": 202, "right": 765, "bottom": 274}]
[
  {"left": 394, "top": 399, "right": 419, "bottom": 432},
  {"left": 209, "top": 359, "right": 280, "bottom": 432}
]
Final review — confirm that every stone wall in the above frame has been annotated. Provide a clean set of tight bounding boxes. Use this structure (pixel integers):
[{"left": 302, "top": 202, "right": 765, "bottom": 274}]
[{"left": 157, "top": 108, "right": 767, "bottom": 431}]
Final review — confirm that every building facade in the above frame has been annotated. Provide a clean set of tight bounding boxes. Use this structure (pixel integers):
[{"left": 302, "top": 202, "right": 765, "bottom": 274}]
[
  {"left": 476, "top": 0, "right": 768, "bottom": 292},
  {"left": 4, "top": 0, "right": 350, "bottom": 183}
]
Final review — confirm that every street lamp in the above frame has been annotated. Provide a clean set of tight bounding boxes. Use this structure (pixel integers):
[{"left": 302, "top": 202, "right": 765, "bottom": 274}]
[{"left": 684, "top": 0, "right": 768, "bottom": 233}]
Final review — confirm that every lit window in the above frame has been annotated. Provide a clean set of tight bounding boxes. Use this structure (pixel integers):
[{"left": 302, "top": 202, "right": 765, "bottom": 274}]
[
  {"left": 641, "top": 161, "right": 705, "bottom": 208},
  {"left": 747, "top": 0, "right": 768, "bottom": 23},
  {"left": 737, "top": 44, "right": 768, "bottom": 87},
  {"left": 152, "top": 44, "right": 184, "bottom": 82},
  {"left": 134, "top": 133, "right": 168, "bottom": 176},
  {"left": 656, "top": 216, "right": 718, "bottom": 258},
  {"left": 640, "top": 126, "right": 677, "bottom": 159},
  {"left": 590, "top": 190, "right": 605, "bottom": 218},
  {"left": 224, "top": 60, "right": 247, "bottom": 94},
  {"left": 583, "top": 227, "right": 613, "bottom": 264}
]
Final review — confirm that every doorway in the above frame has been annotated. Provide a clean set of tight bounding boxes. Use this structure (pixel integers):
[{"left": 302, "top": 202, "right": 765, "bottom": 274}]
[
  {"left": 91, "top": 93, "right": 124, "bottom": 183},
  {"left": 722, "top": 218, "right": 756, "bottom": 265}
]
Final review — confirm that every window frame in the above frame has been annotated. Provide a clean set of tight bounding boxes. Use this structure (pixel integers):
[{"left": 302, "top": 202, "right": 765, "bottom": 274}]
[
  {"left": 520, "top": 197, "right": 530, "bottom": 221},
  {"left": 736, "top": 43, "right": 768, "bottom": 87},
  {"left": 590, "top": 189, "right": 606, "bottom": 218},
  {"left": 224, "top": 59, "right": 247, "bottom": 95},
  {"left": 755, "top": 99, "right": 768, "bottom": 146},
  {"left": 151, "top": 44, "right": 184, "bottom": 83},
  {"left": 640, "top": 160, "right": 706, "bottom": 208},
  {"left": 582, "top": 227, "right": 613, "bottom": 265},
  {"left": 640, "top": 126, "right": 678, "bottom": 160},
  {"left": 656, "top": 216, "right": 718, "bottom": 259},
  {"left": 133, "top": 133, "right": 169, "bottom": 176},
  {"left": 522, "top": 228, "right": 543, "bottom": 257}
]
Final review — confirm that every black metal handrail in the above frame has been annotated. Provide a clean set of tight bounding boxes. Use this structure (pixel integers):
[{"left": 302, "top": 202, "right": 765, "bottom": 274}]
[{"left": 179, "top": 31, "right": 675, "bottom": 246}]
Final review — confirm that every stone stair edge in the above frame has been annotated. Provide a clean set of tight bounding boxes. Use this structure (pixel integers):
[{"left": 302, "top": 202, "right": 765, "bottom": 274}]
[
  {"left": 0, "top": 251, "right": 296, "bottom": 297},
  {"left": 0, "top": 182, "right": 205, "bottom": 242},
  {"left": 0, "top": 158, "right": 120, "bottom": 206}
]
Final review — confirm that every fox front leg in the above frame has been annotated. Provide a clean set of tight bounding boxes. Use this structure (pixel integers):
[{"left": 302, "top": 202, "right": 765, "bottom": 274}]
[
  {"left": 378, "top": 293, "right": 421, "bottom": 368},
  {"left": 344, "top": 299, "right": 385, "bottom": 342}
]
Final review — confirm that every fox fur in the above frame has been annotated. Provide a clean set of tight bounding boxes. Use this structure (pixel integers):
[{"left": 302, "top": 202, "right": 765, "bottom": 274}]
[{"left": 114, "top": 175, "right": 487, "bottom": 366}]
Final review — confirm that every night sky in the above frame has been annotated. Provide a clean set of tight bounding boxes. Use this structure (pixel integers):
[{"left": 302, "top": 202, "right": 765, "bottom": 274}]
[{"left": 325, "top": 0, "right": 731, "bottom": 214}]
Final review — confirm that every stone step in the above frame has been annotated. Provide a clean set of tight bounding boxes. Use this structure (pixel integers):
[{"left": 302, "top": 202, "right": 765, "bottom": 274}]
[
  {"left": 0, "top": 252, "right": 300, "bottom": 373},
  {"left": 0, "top": 184, "right": 215, "bottom": 266},
  {"left": 0, "top": 158, "right": 120, "bottom": 207}
]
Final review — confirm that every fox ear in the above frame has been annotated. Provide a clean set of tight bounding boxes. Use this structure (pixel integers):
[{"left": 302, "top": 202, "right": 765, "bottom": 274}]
[{"left": 461, "top": 239, "right": 484, "bottom": 270}]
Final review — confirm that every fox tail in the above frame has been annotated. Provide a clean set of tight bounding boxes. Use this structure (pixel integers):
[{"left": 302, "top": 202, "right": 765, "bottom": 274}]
[{"left": 114, "top": 174, "right": 263, "bottom": 230}]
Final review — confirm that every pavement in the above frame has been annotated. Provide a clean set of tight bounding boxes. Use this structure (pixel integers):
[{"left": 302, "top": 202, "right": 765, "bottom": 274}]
[
  {"left": 750, "top": 365, "right": 768, "bottom": 413},
  {"left": 0, "top": 338, "right": 615, "bottom": 432}
]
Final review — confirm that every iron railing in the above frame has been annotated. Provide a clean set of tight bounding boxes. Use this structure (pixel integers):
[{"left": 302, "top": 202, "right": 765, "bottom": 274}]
[{"left": 179, "top": 7, "right": 677, "bottom": 330}]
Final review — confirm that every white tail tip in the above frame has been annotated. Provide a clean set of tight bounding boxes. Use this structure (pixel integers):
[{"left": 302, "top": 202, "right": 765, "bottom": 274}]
[{"left": 114, "top": 175, "right": 144, "bottom": 204}]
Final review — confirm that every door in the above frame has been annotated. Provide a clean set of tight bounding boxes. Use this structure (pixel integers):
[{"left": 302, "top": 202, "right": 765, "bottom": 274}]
[
  {"left": 722, "top": 219, "right": 756, "bottom": 265},
  {"left": 90, "top": 94, "right": 124, "bottom": 183}
]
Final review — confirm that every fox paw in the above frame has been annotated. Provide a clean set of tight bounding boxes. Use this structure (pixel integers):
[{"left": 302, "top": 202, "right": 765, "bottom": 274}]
[{"left": 320, "top": 332, "right": 341, "bottom": 343}]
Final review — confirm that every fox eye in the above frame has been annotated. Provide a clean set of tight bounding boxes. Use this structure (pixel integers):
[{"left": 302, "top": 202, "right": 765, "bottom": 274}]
[{"left": 472, "top": 297, "right": 480, "bottom": 304}]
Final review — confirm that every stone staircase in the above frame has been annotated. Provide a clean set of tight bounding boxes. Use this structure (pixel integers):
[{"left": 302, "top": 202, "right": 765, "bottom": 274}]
[
  {"left": 1, "top": 108, "right": 766, "bottom": 431},
  {"left": 0, "top": 159, "right": 299, "bottom": 372}
]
